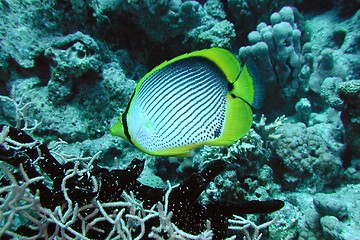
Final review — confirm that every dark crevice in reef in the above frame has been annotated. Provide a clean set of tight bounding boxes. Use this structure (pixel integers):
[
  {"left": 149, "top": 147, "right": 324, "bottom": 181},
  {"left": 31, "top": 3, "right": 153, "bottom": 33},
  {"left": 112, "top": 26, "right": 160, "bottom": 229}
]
[
  {"left": 7, "top": 55, "right": 51, "bottom": 85},
  {"left": 297, "top": 0, "right": 360, "bottom": 17},
  {"left": 296, "top": 0, "right": 334, "bottom": 15}
]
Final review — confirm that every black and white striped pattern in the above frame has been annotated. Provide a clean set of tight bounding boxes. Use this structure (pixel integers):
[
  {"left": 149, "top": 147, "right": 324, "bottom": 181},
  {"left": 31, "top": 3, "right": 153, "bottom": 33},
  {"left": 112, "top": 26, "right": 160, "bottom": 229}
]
[{"left": 130, "top": 57, "right": 228, "bottom": 152}]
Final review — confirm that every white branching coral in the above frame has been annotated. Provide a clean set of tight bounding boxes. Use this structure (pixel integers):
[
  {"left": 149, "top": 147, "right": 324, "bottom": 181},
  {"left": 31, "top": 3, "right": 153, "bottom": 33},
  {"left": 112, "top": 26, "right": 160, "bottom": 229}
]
[
  {"left": 254, "top": 114, "right": 286, "bottom": 143},
  {"left": 200, "top": 129, "right": 261, "bottom": 162},
  {"left": 227, "top": 215, "right": 278, "bottom": 240},
  {"left": 148, "top": 182, "right": 214, "bottom": 240},
  {"left": 0, "top": 120, "right": 213, "bottom": 239},
  {"left": 0, "top": 85, "right": 43, "bottom": 132},
  {"left": 0, "top": 164, "right": 43, "bottom": 238},
  {"left": 0, "top": 156, "right": 214, "bottom": 239}
]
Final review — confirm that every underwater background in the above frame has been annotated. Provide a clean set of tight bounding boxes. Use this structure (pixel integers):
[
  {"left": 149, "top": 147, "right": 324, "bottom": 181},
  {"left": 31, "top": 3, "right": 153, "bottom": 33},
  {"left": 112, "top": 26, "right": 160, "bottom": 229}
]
[{"left": 0, "top": 0, "right": 359, "bottom": 239}]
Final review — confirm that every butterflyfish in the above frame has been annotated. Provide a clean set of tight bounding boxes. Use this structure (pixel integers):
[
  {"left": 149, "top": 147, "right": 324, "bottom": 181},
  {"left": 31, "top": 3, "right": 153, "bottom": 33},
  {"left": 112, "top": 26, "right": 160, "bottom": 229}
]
[{"left": 111, "top": 48, "right": 263, "bottom": 156}]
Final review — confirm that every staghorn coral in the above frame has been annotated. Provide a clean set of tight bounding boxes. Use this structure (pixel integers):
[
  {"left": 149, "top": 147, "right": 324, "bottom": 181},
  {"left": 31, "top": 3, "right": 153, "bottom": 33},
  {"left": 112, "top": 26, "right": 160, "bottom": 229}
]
[
  {"left": 0, "top": 90, "right": 284, "bottom": 239},
  {"left": 0, "top": 125, "right": 284, "bottom": 239},
  {"left": 254, "top": 114, "right": 286, "bottom": 144},
  {"left": 1, "top": 1, "right": 360, "bottom": 238},
  {"left": 198, "top": 114, "right": 285, "bottom": 165},
  {"left": 0, "top": 87, "right": 284, "bottom": 239},
  {"left": 199, "top": 129, "right": 263, "bottom": 163}
]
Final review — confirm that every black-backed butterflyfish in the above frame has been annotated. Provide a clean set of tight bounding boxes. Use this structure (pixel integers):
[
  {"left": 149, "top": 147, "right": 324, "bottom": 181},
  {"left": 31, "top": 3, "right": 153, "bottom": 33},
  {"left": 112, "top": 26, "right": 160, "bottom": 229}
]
[{"left": 111, "top": 48, "right": 263, "bottom": 156}]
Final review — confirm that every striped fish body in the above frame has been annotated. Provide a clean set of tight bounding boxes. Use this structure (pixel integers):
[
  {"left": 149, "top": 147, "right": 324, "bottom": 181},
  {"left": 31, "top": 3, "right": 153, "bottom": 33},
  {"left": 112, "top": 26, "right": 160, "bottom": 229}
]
[{"left": 111, "top": 48, "right": 263, "bottom": 156}]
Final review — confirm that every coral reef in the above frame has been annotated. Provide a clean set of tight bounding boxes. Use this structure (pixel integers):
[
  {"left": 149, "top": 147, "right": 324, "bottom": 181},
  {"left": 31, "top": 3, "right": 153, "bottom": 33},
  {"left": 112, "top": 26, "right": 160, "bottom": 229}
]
[
  {"left": 238, "top": 6, "right": 312, "bottom": 115},
  {"left": 226, "top": 0, "right": 299, "bottom": 44},
  {"left": 184, "top": 0, "right": 236, "bottom": 49},
  {"left": 0, "top": 0, "right": 360, "bottom": 239},
  {"left": 196, "top": 115, "right": 285, "bottom": 206},
  {"left": 272, "top": 122, "right": 342, "bottom": 192},
  {"left": 307, "top": 9, "right": 360, "bottom": 91},
  {"left": 92, "top": 0, "right": 202, "bottom": 44},
  {"left": 44, "top": 32, "right": 102, "bottom": 105},
  {"left": 294, "top": 98, "right": 312, "bottom": 125},
  {"left": 321, "top": 78, "right": 360, "bottom": 159},
  {"left": 0, "top": 1, "right": 54, "bottom": 69},
  {"left": 0, "top": 125, "right": 283, "bottom": 239},
  {"left": 337, "top": 80, "right": 360, "bottom": 158},
  {"left": 284, "top": 184, "right": 360, "bottom": 240},
  {"left": 320, "top": 77, "right": 345, "bottom": 110}
]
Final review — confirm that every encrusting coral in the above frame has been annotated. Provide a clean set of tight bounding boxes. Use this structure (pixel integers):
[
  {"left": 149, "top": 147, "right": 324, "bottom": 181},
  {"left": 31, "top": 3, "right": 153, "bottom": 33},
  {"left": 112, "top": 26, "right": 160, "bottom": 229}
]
[
  {"left": 337, "top": 80, "right": 360, "bottom": 158},
  {"left": 44, "top": 32, "right": 102, "bottom": 105},
  {"left": 320, "top": 77, "right": 360, "bottom": 158},
  {"left": 91, "top": 0, "right": 202, "bottom": 44},
  {"left": 272, "top": 122, "right": 343, "bottom": 192}
]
